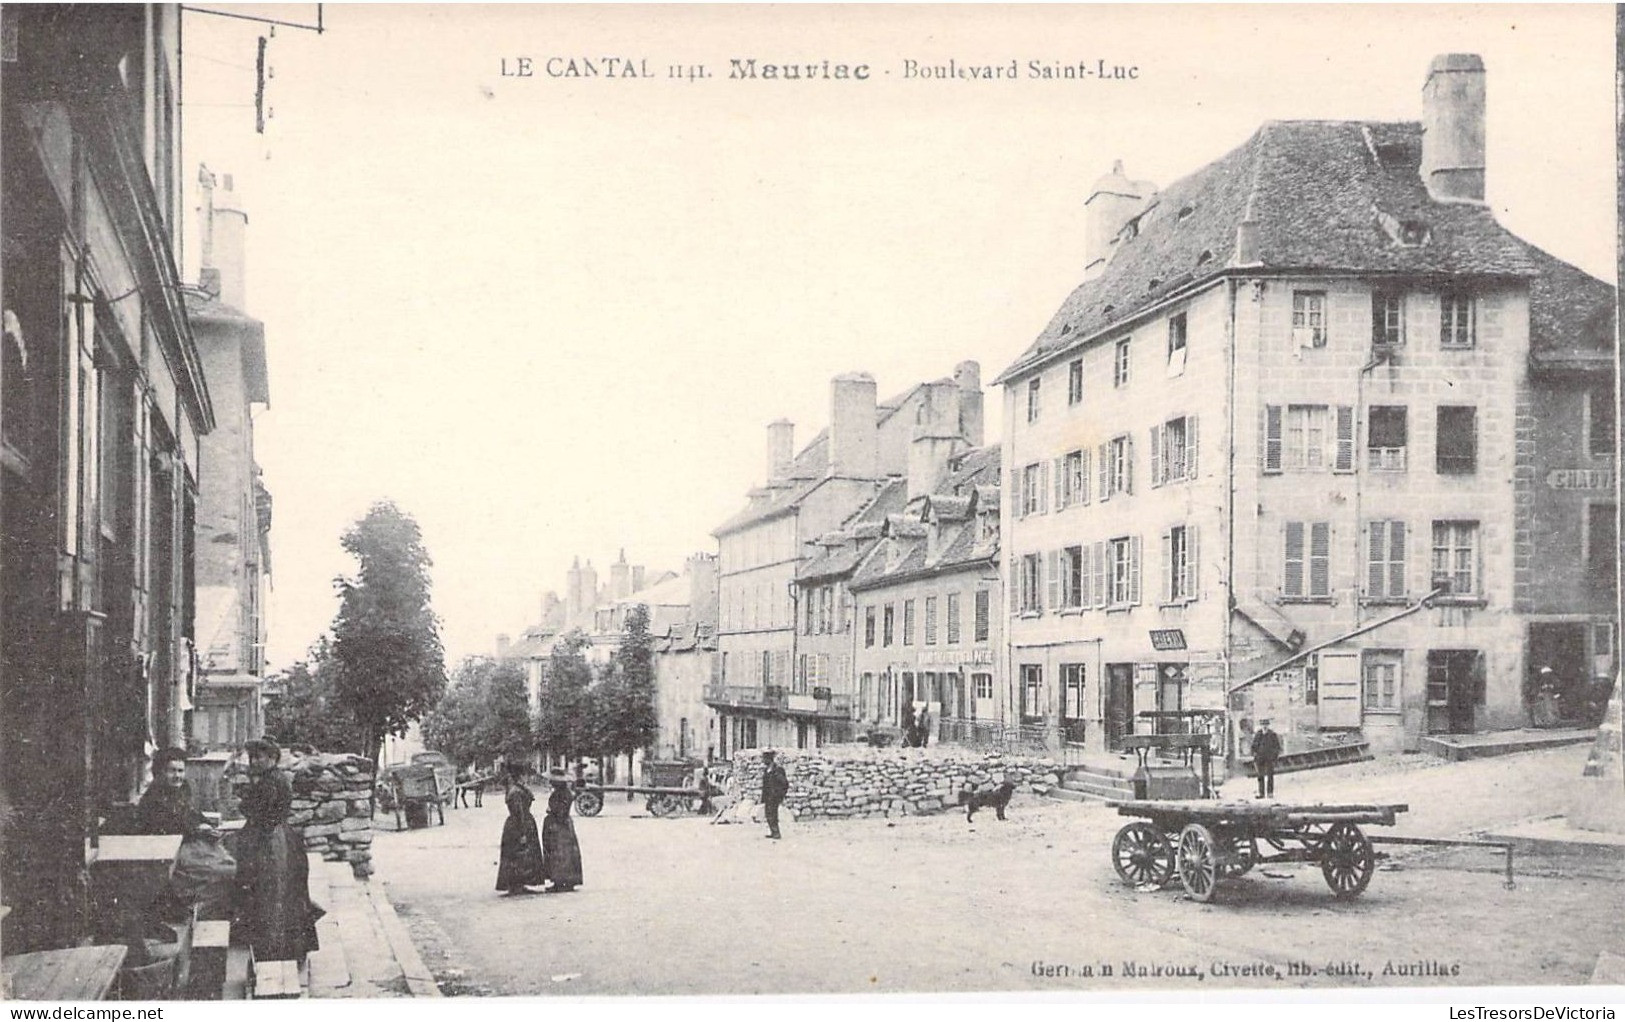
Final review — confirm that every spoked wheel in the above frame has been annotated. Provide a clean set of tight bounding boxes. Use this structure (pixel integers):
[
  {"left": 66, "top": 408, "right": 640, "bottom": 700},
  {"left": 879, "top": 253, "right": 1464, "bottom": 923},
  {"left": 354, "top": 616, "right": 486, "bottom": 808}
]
[
  {"left": 1177, "top": 823, "right": 1221, "bottom": 903},
  {"left": 1219, "top": 832, "right": 1259, "bottom": 879},
  {"left": 573, "top": 789, "right": 604, "bottom": 817},
  {"left": 647, "top": 793, "right": 681, "bottom": 817},
  {"left": 1320, "top": 822, "right": 1375, "bottom": 899},
  {"left": 1111, "top": 823, "right": 1176, "bottom": 889}
]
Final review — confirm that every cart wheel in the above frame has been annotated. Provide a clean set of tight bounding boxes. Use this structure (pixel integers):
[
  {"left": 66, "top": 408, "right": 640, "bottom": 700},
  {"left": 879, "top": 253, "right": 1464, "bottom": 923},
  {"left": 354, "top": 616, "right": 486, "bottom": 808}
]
[
  {"left": 1111, "top": 823, "right": 1176, "bottom": 889},
  {"left": 1320, "top": 822, "right": 1375, "bottom": 899},
  {"left": 574, "top": 790, "right": 604, "bottom": 818},
  {"left": 1177, "top": 823, "right": 1221, "bottom": 903},
  {"left": 647, "top": 794, "right": 680, "bottom": 817},
  {"left": 1219, "top": 833, "right": 1259, "bottom": 879}
]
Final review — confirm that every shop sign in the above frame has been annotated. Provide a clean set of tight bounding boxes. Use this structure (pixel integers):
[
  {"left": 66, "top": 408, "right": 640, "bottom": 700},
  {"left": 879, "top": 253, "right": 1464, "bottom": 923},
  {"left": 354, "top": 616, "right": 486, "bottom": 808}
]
[
  {"left": 1150, "top": 628, "right": 1187, "bottom": 651},
  {"left": 1546, "top": 469, "right": 1614, "bottom": 490}
]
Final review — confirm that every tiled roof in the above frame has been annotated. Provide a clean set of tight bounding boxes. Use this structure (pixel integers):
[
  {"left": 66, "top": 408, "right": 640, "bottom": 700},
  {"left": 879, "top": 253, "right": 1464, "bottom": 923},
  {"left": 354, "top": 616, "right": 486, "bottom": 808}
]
[
  {"left": 996, "top": 120, "right": 1609, "bottom": 384},
  {"left": 941, "top": 443, "right": 1002, "bottom": 495},
  {"left": 1522, "top": 243, "right": 1617, "bottom": 359},
  {"left": 795, "top": 479, "right": 907, "bottom": 583}
]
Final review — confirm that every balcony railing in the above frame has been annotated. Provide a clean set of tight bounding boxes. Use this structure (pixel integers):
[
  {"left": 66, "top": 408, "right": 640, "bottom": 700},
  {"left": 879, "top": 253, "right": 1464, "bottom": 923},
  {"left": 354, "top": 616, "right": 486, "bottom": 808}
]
[{"left": 703, "top": 685, "right": 853, "bottom": 717}]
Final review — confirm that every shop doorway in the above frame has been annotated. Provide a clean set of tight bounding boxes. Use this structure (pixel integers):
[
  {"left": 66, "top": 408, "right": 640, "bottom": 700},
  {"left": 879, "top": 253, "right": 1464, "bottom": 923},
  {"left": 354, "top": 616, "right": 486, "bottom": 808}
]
[
  {"left": 1526, "top": 623, "right": 1589, "bottom": 720},
  {"left": 1427, "top": 650, "right": 1483, "bottom": 734},
  {"left": 1105, "top": 663, "right": 1134, "bottom": 751}
]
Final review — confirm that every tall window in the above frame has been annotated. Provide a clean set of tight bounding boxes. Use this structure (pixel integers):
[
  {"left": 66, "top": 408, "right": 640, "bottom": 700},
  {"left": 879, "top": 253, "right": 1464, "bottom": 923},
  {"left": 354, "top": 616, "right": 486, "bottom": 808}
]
[
  {"left": 1019, "top": 665, "right": 1044, "bottom": 723},
  {"left": 974, "top": 673, "right": 993, "bottom": 702},
  {"left": 1588, "top": 385, "right": 1617, "bottom": 458},
  {"left": 1063, "top": 545, "right": 1084, "bottom": 609},
  {"left": 1060, "top": 448, "right": 1088, "bottom": 508},
  {"left": 974, "top": 589, "right": 990, "bottom": 642},
  {"left": 1368, "top": 406, "right": 1408, "bottom": 471},
  {"left": 1430, "top": 520, "right": 1479, "bottom": 597},
  {"left": 1167, "top": 311, "right": 1188, "bottom": 374},
  {"left": 1284, "top": 521, "right": 1332, "bottom": 599},
  {"left": 1100, "top": 435, "right": 1133, "bottom": 498},
  {"left": 1286, "top": 405, "right": 1328, "bottom": 470},
  {"left": 1372, "top": 292, "right": 1405, "bottom": 346},
  {"left": 1061, "top": 664, "right": 1087, "bottom": 743},
  {"left": 1587, "top": 503, "right": 1618, "bottom": 596},
  {"left": 1363, "top": 651, "right": 1402, "bottom": 711},
  {"left": 1436, "top": 406, "right": 1477, "bottom": 474},
  {"left": 946, "top": 592, "right": 961, "bottom": 644},
  {"left": 1113, "top": 337, "right": 1131, "bottom": 387},
  {"left": 1151, "top": 415, "right": 1198, "bottom": 486},
  {"left": 1439, "top": 291, "right": 1475, "bottom": 348},
  {"left": 1026, "top": 377, "right": 1042, "bottom": 423},
  {"left": 865, "top": 606, "right": 876, "bottom": 648},
  {"left": 1292, "top": 291, "right": 1328, "bottom": 348},
  {"left": 923, "top": 596, "right": 938, "bottom": 645},
  {"left": 804, "top": 590, "right": 816, "bottom": 635},
  {"left": 1265, "top": 404, "right": 1354, "bottom": 473},
  {"left": 1019, "top": 554, "right": 1043, "bottom": 613},
  {"left": 1068, "top": 358, "right": 1084, "bottom": 405},
  {"left": 903, "top": 599, "right": 917, "bottom": 645},
  {"left": 1366, "top": 520, "right": 1407, "bottom": 601},
  {"left": 883, "top": 604, "right": 895, "bottom": 646},
  {"left": 1021, "top": 462, "right": 1046, "bottom": 516},
  {"left": 1106, "top": 536, "right": 1141, "bottom": 607},
  {"left": 1164, "top": 525, "right": 1196, "bottom": 603}
]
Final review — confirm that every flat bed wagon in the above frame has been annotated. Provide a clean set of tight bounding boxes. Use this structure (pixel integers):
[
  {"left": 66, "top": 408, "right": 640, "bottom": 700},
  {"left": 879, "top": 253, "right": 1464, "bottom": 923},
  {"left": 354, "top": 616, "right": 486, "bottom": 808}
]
[{"left": 1105, "top": 799, "right": 1408, "bottom": 903}]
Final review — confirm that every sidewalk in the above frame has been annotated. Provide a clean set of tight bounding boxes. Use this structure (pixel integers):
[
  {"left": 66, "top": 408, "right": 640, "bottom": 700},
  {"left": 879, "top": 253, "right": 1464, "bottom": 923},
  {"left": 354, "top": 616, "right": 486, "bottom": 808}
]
[{"left": 302, "top": 857, "right": 441, "bottom": 998}]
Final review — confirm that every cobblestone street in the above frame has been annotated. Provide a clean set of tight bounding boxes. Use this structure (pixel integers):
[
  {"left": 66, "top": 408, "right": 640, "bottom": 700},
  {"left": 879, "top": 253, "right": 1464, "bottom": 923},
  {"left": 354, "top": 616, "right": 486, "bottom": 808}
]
[{"left": 376, "top": 746, "right": 1623, "bottom": 996}]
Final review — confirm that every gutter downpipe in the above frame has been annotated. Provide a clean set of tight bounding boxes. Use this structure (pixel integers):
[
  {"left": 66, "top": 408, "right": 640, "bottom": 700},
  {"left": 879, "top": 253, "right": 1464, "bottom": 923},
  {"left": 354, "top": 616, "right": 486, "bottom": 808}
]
[
  {"left": 1223, "top": 277, "right": 1239, "bottom": 759},
  {"left": 1227, "top": 587, "right": 1446, "bottom": 696}
]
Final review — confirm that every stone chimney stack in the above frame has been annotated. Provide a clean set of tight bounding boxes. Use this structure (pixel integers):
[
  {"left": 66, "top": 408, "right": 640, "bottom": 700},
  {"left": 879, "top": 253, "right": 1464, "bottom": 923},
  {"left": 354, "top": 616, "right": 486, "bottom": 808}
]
[
  {"left": 828, "top": 373, "right": 879, "bottom": 480},
  {"left": 1083, "top": 160, "right": 1155, "bottom": 281},
  {"left": 610, "top": 549, "right": 631, "bottom": 600},
  {"left": 766, "top": 419, "right": 795, "bottom": 482},
  {"left": 686, "top": 553, "right": 719, "bottom": 628},
  {"left": 907, "top": 380, "right": 962, "bottom": 499},
  {"left": 566, "top": 558, "right": 584, "bottom": 622},
  {"left": 631, "top": 565, "right": 646, "bottom": 594},
  {"left": 495, "top": 633, "right": 512, "bottom": 659},
  {"left": 580, "top": 560, "right": 599, "bottom": 615},
  {"left": 199, "top": 165, "right": 249, "bottom": 310},
  {"left": 953, "top": 360, "right": 983, "bottom": 447},
  {"left": 541, "top": 590, "right": 562, "bottom": 626},
  {"left": 1421, "top": 53, "right": 1487, "bottom": 203}
]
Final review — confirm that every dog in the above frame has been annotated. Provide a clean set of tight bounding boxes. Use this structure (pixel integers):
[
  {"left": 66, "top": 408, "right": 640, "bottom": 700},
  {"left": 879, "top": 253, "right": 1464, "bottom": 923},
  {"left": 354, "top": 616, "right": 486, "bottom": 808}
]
[{"left": 960, "top": 781, "right": 1016, "bottom": 822}]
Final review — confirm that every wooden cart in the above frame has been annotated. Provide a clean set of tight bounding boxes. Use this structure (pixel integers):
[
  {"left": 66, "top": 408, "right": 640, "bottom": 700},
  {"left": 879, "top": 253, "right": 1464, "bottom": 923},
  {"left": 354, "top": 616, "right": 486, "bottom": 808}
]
[
  {"left": 1105, "top": 799, "right": 1408, "bottom": 902},
  {"left": 572, "top": 761, "right": 721, "bottom": 818}
]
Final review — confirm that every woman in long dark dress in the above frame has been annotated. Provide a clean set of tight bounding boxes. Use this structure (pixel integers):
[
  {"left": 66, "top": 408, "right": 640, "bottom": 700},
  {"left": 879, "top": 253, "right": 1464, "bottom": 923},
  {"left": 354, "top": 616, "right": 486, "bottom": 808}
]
[
  {"left": 541, "top": 768, "right": 583, "bottom": 892},
  {"left": 234, "top": 740, "right": 320, "bottom": 961},
  {"left": 495, "top": 765, "right": 545, "bottom": 895}
]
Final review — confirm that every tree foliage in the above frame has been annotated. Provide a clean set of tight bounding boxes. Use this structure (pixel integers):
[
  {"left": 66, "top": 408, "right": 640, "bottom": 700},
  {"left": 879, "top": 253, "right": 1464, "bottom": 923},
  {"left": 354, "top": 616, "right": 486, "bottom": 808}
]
[
  {"left": 262, "top": 637, "right": 366, "bottom": 754},
  {"left": 330, "top": 501, "right": 448, "bottom": 764},
  {"left": 535, "top": 630, "right": 596, "bottom": 762},
  {"left": 596, "top": 604, "right": 659, "bottom": 760},
  {"left": 422, "top": 657, "right": 534, "bottom": 768}
]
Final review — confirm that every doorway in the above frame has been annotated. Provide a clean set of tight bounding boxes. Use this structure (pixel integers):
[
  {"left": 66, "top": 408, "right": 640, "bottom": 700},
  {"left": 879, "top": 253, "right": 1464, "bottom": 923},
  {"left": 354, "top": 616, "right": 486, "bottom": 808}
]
[
  {"left": 1105, "top": 663, "right": 1134, "bottom": 751},
  {"left": 1526, "top": 623, "right": 1589, "bottom": 716},
  {"left": 1427, "top": 650, "right": 1483, "bottom": 734}
]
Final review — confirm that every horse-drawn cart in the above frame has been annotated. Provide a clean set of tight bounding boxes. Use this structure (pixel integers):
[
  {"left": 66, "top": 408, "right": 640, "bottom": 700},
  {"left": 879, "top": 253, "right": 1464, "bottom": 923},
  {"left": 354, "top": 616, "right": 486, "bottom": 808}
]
[
  {"left": 1106, "top": 799, "right": 1408, "bottom": 902},
  {"left": 380, "top": 752, "right": 457, "bottom": 829},
  {"left": 572, "top": 760, "right": 721, "bottom": 819}
]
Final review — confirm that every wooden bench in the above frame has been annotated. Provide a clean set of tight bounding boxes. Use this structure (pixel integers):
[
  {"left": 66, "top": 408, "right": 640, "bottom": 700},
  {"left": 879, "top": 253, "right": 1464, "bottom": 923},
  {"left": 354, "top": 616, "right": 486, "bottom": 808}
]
[
  {"left": 3, "top": 945, "right": 128, "bottom": 1001},
  {"left": 185, "top": 920, "right": 232, "bottom": 999},
  {"left": 222, "top": 947, "right": 254, "bottom": 1000},
  {"left": 252, "top": 959, "right": 303, "bottom": 999}
]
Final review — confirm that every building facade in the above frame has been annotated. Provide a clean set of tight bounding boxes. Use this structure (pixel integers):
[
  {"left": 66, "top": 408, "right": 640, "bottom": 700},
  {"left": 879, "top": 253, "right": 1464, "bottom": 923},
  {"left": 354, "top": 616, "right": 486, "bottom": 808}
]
[
  {"left": 1, "top": 4, "right": 213, "bottom": 952},
  {"left": 995, "top": 54, "right": 1616, "bottom": 761}
]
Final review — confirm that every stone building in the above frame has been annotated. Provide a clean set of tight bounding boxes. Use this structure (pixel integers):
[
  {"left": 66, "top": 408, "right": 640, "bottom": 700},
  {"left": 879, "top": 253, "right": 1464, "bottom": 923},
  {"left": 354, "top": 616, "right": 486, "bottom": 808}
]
[
  {"left": 708, "top": 364, "right": 984, "bottom": 756},
  {"left": 993, "top": 54, "right": 1616, "bottom": 760},
  {"left": 1, "top": 4, "right": 211, "bottom": 951},
  {"left": 187, "top": 168, "right": 273, "bottom": 751}
]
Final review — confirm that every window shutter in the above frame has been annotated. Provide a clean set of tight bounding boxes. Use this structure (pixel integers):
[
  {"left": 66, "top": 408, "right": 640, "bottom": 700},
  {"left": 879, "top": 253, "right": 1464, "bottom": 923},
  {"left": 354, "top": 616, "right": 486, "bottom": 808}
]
[
  {"left": 1310, "top": 522, "right": 1331, "bottom": 597},
  {"left": 1388, "top": 521, "right": 1406, "bottom": 597},
  {"left": 1149, "top": 424, "right": 1164, "bottom": 488},
  {"left": 1284, "top": 521, "right": 1305, "bottom": 596},
  {"left": 1038, "top": 461, "right": 1050, "bottom": 514},
  {"left": 1187, "top": 416, "right": 1199, "bottom": 480},
  {"left": 1093, "top": 541, "right": 1108, "bottom": 609},
  {"left": 1129, "top": 535, "right": 1143, "bottom": 605},
  {"left": 1160, "top": 530, "right": 1173, "bottom": 603},
  {"left": 1188, "top": 525, "right": 1200, "bottom": 598},
  {"left": 1045, "top": 550, "right": 1060, "bottom": 611},
  {"left": 1079, "top": 449, "right": 1091, "bottom": 504},
  {"left": 1124, "top": 436, "right": 1135, "bottom": 494},
  {"left": 1334, "top": 406, "right": 1356, "bottom": 472},
  {"left": 1080, "top": 544, "right": 1093, "bottom": 608},
  {"left": 1264, "top": 405, "right": 1283, "bottom": 473},
  {"left": 1367, "top": 521, "right": 1386, "bottom": 597},
  {"left": 1098, "top": 442, "right": 1111, "bottom": 501},
  {"left": 1053, "top": 456, "right": 1067, "bottom": 510}
]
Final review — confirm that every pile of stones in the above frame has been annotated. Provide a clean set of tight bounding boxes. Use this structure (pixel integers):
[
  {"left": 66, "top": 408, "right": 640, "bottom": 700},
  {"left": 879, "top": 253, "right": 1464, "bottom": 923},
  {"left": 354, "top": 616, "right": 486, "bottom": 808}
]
[
  {"left": 735, "top": 746, "right": 1062, "bottom": 821},
  {"left": 287, "top": 753, "right": 377, "bottom": 879}
]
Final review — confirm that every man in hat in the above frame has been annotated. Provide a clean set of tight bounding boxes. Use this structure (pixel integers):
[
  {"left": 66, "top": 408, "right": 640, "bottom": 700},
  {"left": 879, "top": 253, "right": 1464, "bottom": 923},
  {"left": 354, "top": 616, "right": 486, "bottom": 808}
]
[
  {"left": 1250, "top": 719, "right": 1282, "bottom": 799},
  {"left": 760, "top": 751, "right": 788, "bottom": 839}
]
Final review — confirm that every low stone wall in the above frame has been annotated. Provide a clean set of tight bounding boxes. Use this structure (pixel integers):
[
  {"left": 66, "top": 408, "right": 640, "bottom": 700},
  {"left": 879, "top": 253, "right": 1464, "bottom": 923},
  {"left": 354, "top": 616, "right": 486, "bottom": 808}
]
[
  {"left": 734, "top": 745, "right": 1062, "bottom": 820},
  {"left": 288, "top": 753, "right": 377, "bottom": 879}
]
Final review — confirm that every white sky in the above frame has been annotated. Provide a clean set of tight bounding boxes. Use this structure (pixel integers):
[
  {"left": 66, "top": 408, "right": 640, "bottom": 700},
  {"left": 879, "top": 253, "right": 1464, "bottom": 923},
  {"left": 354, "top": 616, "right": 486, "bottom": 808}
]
[{"left": 177, "top": 4, "right": 1617, "bottom": 671}]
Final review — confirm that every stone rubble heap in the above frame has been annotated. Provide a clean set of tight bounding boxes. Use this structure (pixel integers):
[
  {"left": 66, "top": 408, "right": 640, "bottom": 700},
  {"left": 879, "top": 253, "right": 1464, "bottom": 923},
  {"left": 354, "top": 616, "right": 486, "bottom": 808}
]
[
  {"left": 735, "top": 746, "right": 1062, "bottom": 821},
  {"left": 286, "top": 752, "right": 377, "bottom": 879}
]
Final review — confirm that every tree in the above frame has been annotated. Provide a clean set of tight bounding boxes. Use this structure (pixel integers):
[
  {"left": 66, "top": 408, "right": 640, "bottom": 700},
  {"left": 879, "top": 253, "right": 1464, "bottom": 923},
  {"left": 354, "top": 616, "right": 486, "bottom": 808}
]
[
  {"left": 422, "top": 657, "right": 534, "bottom": 768},
  {"left": 330, "top": 501, "right": 447, "bottom": 765},
  {"left": 535, "top": 630, "right": 595, "bottom": 764},
  {"left": 597, "top": 604, "right": 659, "bottom": 775},
  {"left": 262, "top": 637, "right": 366, "bottom": 754}
]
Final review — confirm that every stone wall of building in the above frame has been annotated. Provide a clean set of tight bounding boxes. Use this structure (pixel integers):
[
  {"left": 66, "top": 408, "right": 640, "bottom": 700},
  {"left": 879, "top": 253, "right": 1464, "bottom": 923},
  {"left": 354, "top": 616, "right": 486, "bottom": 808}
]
[
  {"left": 733, "top": 746, "right": 1060, "bottom": 820},
  {"left": 287, "top": 753, "right": 376, "bottom": 878}
]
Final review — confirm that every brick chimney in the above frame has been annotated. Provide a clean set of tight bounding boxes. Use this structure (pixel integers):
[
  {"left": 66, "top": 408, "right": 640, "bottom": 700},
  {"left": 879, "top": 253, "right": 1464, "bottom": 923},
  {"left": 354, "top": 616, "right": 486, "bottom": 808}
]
[
  {"left": 1421, "top": 54, "right": 1486, "bottom": 204},
  {"left": 766, "top": 419, "right": 795, "bottom": 482},
  {"left": 1084, "top": 160, "right": 1156, "bottom": 281},
  {"left": 828, "top": 373, "right": 878, "bottom": 480}
]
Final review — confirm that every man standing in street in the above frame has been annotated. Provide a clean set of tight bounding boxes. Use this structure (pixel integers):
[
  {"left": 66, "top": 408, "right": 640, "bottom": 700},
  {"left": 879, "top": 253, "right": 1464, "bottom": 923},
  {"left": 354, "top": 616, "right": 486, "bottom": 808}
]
[
  {"left": 760, "top": 750, "right": 788, "bottom": 839},
  {"left": 1251, "top": 720, "right": 1282, "bottom": 799}
]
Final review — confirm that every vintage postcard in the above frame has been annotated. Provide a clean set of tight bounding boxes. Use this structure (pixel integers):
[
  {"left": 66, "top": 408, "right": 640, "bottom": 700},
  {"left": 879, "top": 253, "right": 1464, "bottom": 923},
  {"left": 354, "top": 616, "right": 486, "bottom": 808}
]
[{"left": 0, "top": 2, "right": 1619, "bottom": 1009}]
